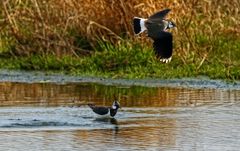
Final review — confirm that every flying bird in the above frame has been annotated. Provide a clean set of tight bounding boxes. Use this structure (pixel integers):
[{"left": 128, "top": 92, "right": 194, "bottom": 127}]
[
  {"left": 88, "top": 100, "right": 121, "bottom": 117},
  {"left": 133, "top": 9, "right": 176, "bottom": 63}
]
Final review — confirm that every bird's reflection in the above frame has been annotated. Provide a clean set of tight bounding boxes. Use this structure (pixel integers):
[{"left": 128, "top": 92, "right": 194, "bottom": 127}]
[{"left": 94, "top": 117, "right": 119, "bottom": 134}]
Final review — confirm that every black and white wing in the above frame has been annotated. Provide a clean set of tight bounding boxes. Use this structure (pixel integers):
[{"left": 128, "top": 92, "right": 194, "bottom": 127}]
[
  {"left": 149, "top": 9, "right": 171, "bottom": 20},
  {"left": 152, "top": 32, "right": 173, "bottom": 63},
  {"left": 88, "top": 104, "right": 109, "bottom": 115}
]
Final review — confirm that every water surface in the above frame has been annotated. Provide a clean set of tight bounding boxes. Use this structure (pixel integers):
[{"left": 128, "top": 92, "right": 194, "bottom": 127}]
[{"left": 1, "top": 82, "right": 240, "bottom": 151}]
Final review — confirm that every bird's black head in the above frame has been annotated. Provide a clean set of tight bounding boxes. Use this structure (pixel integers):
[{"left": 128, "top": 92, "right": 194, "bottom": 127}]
[
  {"left": 112, "top": 100, "right": 120, "bottom": 110},
  {"left": 166, "top": 21, "right": 176, "bottom": 30}
]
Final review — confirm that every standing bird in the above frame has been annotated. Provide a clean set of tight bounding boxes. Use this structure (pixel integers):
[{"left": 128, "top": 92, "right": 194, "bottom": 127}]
[
  {"left": 88, "top": 100, "right": 121, "bottom": 117},
  {"left": 133, "top": 9, "right": 176, "bottom": 63}
]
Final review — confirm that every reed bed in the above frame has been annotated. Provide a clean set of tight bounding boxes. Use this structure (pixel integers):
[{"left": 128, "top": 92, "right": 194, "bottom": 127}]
[{"left": 0, "top": 0, "right": 240, "bottom": 79}]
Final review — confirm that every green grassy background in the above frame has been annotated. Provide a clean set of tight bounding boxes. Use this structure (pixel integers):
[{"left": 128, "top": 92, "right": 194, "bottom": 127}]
[
  {"left": 1, "top": 38, "right": 239, "bottom": 80},
  {"left": 0, "top": 0, "right": 239, "bottom": 80}
]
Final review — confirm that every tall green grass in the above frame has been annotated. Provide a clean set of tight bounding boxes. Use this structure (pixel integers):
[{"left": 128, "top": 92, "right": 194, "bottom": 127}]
[{"left": 0, "top": 37, "right": 239, "bottom": 80}]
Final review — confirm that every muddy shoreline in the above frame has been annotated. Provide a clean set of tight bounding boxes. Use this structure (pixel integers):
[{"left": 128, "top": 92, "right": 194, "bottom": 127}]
[{"left": 0, "top": 70, "right": 240, "bottom": 90}]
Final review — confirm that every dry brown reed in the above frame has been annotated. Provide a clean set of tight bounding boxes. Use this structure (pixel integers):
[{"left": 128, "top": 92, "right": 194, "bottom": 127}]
[{"left": 0, "top": 0, "right": 239, "bottom": 60}]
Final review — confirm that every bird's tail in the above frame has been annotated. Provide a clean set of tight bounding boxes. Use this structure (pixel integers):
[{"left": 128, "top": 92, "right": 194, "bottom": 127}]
[
  {"left": 87, "top": 103, "right": 94, "bottom": 109},
  {"left": 133, "top": 17, "right": 147, "bottom": 35}
]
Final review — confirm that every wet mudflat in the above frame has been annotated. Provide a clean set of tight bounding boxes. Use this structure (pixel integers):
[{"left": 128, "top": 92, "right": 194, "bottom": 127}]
[{"left": 0, "top": 74, "right": 240, "bottom": 150}]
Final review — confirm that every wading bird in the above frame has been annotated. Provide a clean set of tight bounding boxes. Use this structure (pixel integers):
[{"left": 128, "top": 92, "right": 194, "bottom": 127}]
[
  {"left": 133, "top": 9, "right": 176, "bottom": 63},
  {"left": 88, "top": 100, "right": 120, "bottom": 117}
]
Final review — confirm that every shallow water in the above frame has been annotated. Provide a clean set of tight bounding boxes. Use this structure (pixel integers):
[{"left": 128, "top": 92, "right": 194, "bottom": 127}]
[{"left": 1, "top": 82, "right": 240, "bottom": 151}]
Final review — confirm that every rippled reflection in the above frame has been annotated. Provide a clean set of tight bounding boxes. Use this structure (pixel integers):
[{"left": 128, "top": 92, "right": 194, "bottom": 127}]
[
  {"left": 0, "top": 82, "right": 240, "bottom": 107},
  {"left": 0, "top": 82, "right": 240, "bottom": 150}
]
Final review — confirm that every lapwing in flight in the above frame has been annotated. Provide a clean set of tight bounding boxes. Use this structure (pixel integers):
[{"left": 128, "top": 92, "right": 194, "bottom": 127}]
[
  {"left": 88, "top": 100, "right": 120, "bottom": 117},
  {"left": 133, "top": 9, "right": 176, "bottom": 63}
]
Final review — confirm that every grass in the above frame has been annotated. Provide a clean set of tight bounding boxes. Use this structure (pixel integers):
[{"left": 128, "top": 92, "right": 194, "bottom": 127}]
[
  {"left": 0, "top": 35, "right": 239, "bottom": 80},
  {"left": 0, "top": 0, "right": 239, "bottom": 80}
]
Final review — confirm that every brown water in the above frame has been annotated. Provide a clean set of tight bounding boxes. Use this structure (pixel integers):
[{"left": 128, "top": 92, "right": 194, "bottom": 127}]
[{"left": 1, "top": 82, "right": 240, "bottom": 151}]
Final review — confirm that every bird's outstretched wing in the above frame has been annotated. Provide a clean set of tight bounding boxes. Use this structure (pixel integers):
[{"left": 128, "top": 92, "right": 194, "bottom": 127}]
[
  {"left": 152, "top": 32, "right": 173, "bottom": 62},
  {"left": 149, "top": 9, "right": 171, "bottom": 20}
]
